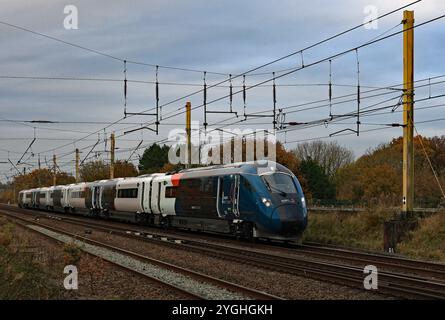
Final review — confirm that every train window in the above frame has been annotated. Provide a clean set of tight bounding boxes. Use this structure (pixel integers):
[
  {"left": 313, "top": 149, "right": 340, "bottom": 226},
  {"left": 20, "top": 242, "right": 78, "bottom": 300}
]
[
  {"left": 165, "top": 186, "right": 177, "bottom": 198},
  {"left": 26, "top": 194, "right": 32, "bottom": 199},
  {"left": 118, "top": 188, "right": 138, "bottom": 198},
  {"left": 262, "top": 173, "right": 298, "bottom": 194},
  {"left": 39, "top": 193, "right": 46, "bottom": 199},
  {"left": 71, "top": 191, "right": 85, "bottom": 198},
  {"left": 103, "top": 188, "right": 113, "bottom": 199},
  {"left": 201, "top": 178, "right": 214, "bottom": 194}
]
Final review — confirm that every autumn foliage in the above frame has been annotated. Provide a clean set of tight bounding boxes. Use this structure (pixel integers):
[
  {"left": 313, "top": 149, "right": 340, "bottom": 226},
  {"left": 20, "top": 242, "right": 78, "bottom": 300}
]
[
  {"left": 80, "top": 160, "right": 138, "bottom": 182},
  {"left": 0, "top": 169, "right": 75, "bottom": 204},
  {"left": 335, "top": 136, "right": 445, "bottom": 207}
]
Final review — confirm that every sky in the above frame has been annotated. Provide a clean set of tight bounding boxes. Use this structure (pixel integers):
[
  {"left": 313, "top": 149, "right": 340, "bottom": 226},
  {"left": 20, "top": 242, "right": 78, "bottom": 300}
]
[{"left": 0, "top": 0, "right": 445, "bottom": 181}]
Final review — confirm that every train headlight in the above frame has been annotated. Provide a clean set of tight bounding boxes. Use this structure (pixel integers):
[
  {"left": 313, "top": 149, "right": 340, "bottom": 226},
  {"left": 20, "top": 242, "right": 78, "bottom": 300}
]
[
  {"left": 262, "top": 198, "right": 272, "bottom": 207},
  {"left": 301, "top": 197, "right": 306, "bottom": 208}
]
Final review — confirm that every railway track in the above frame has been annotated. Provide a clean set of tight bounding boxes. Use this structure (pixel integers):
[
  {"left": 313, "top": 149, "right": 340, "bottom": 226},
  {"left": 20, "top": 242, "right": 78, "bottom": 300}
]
[
  {"left": 0, "top": 207, "right": 281, "bottom": 300},
  {"left": 3, "top": 204, "right": 445, "bottom": 299},
  {"left": 295, "top": 242, "right": 445, "bottom": 280},
  {"left": 18, "top": 205, "right": 445, "bottom": 279}
]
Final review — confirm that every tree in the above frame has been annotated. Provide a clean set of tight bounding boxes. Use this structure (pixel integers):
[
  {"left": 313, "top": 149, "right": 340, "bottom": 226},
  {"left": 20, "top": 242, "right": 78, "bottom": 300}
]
[
  {"left": 138, "top": 143, "right": 170, "bottom": 174},
  {"left": 292, "top": 140, "right": 354, "bottom": 177},
  {"left": 114, "top": 160, "right": 138, "bottom": 178},
  {"left": 3, "top": 169, "right": 76, "bottom": 203},
  {"left": 428, "top": 136, "right": 445, "bottom": 175},
  {"left": 217, "top": 139, "right": 300, "bottom": 170},
  {"left": 299, "top": 158, "right": 335, "bottom": 201},
  {"left": 80, "top": 160, "right": 138, "bottom": 182},
  {"left": 0, "top": 183, "right": 13, "bottom": 204},
  {"left": 360, "top": 163, "right": 400, "bottom": 204},
  {"left": 335, "top": 135, "right": 445, "bottom": 207},
  {"left": 159, "top": 162, "right": 185, "bottom": 173},
  {"left": 276, "top": 142, "right": 299, "bottom": 174},
  {"left": 13, "top": 169, "right": 76, "bottom": 190},
  {"left": 80, "top": 161, "right": 109, "bottom": 182}
]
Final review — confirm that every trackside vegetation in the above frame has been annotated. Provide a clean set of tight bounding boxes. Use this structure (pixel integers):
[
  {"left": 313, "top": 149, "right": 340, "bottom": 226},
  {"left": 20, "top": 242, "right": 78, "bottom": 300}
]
[
  {"left": 303, "top": 210, "right": 445, "bottom": 262},
  {"left": 0, "top": 221, "right": 63, "bottom": 299}
]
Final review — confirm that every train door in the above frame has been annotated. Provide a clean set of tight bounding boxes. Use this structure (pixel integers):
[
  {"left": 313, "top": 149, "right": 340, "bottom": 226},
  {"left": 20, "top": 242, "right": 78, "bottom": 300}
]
[
  {"left": 142, "top": 179, "right": 153, "bottom": 213},
  {"left": 36, "top": 191, "right": 41, "bottom": 208},
  {"left": 233, "top": 175, "right": 240, "bottom": 217},
  {"left": 62, "top": 187, "right": 68, "bottom": 208},
  {"left": 156, "top": 181, "right": 162, "bottom": 214},
  {"left": 150, "top": 180, "right": 161, "bottom": 214},
  {"left": 159, "top": 177, "right": 176, "bottom": 215},
  {"left": 92, "top": 186, "right": 100, "bottom": 210},
  {"left": 140, "top": 181, "right": 145, "bottom": 212},
  {"left": 217, "top": 175, "right": 240, "bottom": 218}
]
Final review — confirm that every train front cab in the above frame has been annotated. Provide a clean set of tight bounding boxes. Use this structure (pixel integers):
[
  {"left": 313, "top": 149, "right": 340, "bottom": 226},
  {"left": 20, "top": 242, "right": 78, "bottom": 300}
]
[
  {"left": 167, "top": 162, "right": 308, "bottom": 240},
  {"left": 256, "top": 166, "right": 307, "bottom": 240},
  {"left": 234, "top": 163, "right": 308, "bottom": 241}
]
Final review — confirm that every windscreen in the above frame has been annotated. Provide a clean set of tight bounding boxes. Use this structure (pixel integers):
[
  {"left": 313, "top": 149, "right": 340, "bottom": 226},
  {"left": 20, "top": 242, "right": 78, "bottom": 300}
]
[{"left": 262, "top": 173, "right": 298, "bottom": 194}]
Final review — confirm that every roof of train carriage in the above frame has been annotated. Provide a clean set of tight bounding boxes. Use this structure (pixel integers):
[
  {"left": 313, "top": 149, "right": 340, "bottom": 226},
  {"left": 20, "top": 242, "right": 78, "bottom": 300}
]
[
  {"left": 116, "top": 177, "right": 143, "bottom": 187},
  {"left": 85, "top": 178, "right": 124, "bottom": 186},
  {"left": 20, "top": 162, "right": 293, "bottom": 191},
  {"left": 172, "top": 161, "right": 293, "bottom": 179},
  {"left": 137, "top": 172, "right": 166, "bottom": 178},
  {"left": 53, "top": 185, "right": 69, "bottom": 189}
]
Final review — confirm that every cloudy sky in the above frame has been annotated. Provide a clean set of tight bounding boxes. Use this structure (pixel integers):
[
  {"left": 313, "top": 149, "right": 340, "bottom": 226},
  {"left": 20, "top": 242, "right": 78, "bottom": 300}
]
[{"left": 0, "top": 0, "right": 444, "bottom": 181}]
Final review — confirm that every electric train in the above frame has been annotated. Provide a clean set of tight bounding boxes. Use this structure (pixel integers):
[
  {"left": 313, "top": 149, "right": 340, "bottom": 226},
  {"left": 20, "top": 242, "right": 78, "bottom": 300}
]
[{"left": 18, "top": 161, "right": 308, "bottom": 241}]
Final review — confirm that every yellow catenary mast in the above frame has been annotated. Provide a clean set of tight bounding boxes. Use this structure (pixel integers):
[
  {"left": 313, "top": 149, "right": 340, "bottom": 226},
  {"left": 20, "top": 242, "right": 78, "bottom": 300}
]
[
  {"left": 402, "top": 10, "right": 414, "bottom": 216},
  {"left": 186, "top": 102, "right": 191, "bottom": 168},
  {"left": 75, "top": 148, "right": 80, "bottom": 182},
  {"left": 53, "top": 154, "right": 57, "bottom": 186},
  {"left": 110, "top": 133, "right": 115, "bottom": 179}
]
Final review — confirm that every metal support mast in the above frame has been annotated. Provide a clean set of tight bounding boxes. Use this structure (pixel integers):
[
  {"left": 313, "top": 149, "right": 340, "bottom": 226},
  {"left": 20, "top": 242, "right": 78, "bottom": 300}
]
[
  {"left": 53, "top": 154, "right": 57, "bottom": 186},
  {"left": 402, "top": 10, "right": 414, "bottom": 215},
  {"left": 186, "top": 102, "right": 191, "bottom": 168},
  {"left": 75, "top": 148, "right": 80, "bottom": 182},
  {"left": 110, "top": 133, "right": 115, "bottom": 179}
]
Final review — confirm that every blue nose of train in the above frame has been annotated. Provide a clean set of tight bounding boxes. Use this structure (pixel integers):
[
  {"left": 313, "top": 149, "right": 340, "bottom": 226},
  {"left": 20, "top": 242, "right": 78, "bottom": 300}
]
[{"left": 273, "top": 204, "right": 307, "bottom": 236}]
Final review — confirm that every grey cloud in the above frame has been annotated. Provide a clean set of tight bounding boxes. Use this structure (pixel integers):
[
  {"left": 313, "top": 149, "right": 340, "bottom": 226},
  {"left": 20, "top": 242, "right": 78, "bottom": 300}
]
[{"left": 1, "top": 0, "right": 445, "bottom": 178}]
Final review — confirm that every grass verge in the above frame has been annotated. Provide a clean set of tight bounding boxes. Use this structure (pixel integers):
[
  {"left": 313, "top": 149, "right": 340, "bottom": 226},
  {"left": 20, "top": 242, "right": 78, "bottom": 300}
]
[
  {"left": 303, "top": 209, "right": 445, "bottom": 262},
  {"left": 0, "top": 221, "right": 63, "bottom": 299},
  {"left": 398, "top": 213, "right": 445, "bottom": 262}
]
